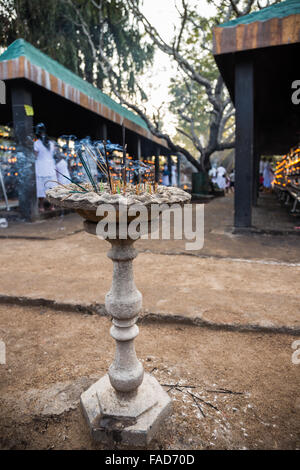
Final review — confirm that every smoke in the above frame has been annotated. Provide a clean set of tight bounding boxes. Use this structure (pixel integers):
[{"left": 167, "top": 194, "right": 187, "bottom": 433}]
[{"left": 59, "top": 135, "right": 154, "bottom": 186}]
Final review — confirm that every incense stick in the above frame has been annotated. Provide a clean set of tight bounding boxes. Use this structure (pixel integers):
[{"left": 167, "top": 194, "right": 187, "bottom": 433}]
[
  {"left": 122, "top": 124, "right": 127, "bottom": 185},
  {"left": 85, "top": 145, "right": 108, "bottom": 176},
  {"left": 78, "top": 148, "right": 98, "bottom": 193},
  {"left": 103, "top": 140, "right": 113, "bottom": 192},
  {"left": 54, "top": 170, "right": 88, "bottom": 192}
]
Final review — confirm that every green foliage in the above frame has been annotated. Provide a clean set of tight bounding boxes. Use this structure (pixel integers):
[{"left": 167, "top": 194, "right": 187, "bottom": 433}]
[
  {"left": 169, "top": 0, "right": 282, "bottom": 165},
  {"left": 169, "top": 11, "right": 222, "bottom": 154},
  {"left": 0, "top": 0, "right": 154, "bottom": 93}
]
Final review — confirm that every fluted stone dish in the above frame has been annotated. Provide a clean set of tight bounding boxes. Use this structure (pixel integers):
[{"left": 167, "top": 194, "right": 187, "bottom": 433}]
[{"left": 47, "top": 182, "right": 191, "bottom": 222}]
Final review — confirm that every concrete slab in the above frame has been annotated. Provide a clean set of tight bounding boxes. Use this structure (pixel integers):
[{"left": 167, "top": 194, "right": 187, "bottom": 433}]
[{"left": 81, "top": 373, "right": 172, "bottom": 446}]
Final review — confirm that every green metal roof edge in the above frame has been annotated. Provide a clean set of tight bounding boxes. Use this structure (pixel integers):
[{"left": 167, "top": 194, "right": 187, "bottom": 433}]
[
  {"left": 0, "top": 38, "right": 149, "bottom": 131},
  {"left": 220, "top": 0, "right": 300, "bottom": 28}
]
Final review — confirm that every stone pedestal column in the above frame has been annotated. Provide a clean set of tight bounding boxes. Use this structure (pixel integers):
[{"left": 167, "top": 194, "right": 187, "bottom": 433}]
[
  {"left": 80, "top": 222, "right": 172, "bottom": 446},
  {"left": 106, "top": 238, "right": 143, "bottom": 392}
]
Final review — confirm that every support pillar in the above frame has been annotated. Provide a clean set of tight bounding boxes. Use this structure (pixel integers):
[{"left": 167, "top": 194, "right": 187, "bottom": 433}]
[
  {"left": 177, "top": 154, "right": 181, "bottom": 187},
  {"left": 252, "top": 120, "right": 260, "bottom": 206},
  {"left": 252, "top": 151, "right": 260, "bottom": 207},
  {"left": 133, "top": 137, "right": 141, "bottom": 183},
  {"left": 11, "top": 83, "right": 38, "bottom": 221},
  {"left": 234, "top": 57, "right": 254, "bottom": 228},
  {"left": 137, "top": 137, "right": 141, "bottom": 161},
  {"left": 155, "top": 147, "right": 160, "bottom": 183},
  {"left": 97, "top": 122, "right": 107, "bottom": 141},
  {"left": 168, "top": 154, "right": 172, "bottom": 186}
]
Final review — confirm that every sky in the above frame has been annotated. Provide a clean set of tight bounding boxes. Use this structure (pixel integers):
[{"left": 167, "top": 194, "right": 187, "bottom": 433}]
[{"left": 139, "top": 0, "right": 216, "bottom": 135}]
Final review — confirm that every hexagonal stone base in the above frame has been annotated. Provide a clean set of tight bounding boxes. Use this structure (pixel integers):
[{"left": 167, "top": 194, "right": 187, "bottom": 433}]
[{"left": 80, "top": 373, "right": 172, "bottom": 446}]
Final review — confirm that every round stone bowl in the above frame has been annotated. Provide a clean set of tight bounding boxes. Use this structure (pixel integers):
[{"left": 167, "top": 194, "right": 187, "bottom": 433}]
[{"left": 46, "top": 183, "right": 191, "bottom": 230}]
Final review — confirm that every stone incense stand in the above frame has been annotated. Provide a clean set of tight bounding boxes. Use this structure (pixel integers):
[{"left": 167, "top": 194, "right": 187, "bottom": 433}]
[{"left": 47, "top": 183, "right": 191, "bottom": 446}]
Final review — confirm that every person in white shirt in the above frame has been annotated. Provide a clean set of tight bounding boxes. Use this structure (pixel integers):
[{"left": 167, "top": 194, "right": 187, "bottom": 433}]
[
  {"left": 208, "top": 163, "right": 218, "bottom": 185},
  {"left": 55, "top": 152, "right": 71, "bottom": 186},
  {"left": 162, "top": 163, "right": 170, "bottom": 186},
  {"left": 263, "top": 161, "right": 274, "bottom": 190},
  {"left": 33, "top": 123, "right": 56, "bottom": 212},
  {"left": 171, "top": 162, "right": 177, "bottom": 187},
  {"left": 216, "top": 165, "right": 227, "bottom": 190}
]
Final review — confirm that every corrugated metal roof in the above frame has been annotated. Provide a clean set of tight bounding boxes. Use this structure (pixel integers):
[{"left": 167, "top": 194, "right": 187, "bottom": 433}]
[
  {"left": 220, "top": 0, "right": 300, "bottom": 28},
  {"left": 0, "top": 38, "right": 149, "bottom": 131}
]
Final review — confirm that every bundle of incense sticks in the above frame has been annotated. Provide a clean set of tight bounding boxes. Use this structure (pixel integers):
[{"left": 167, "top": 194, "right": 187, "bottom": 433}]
[
  {"left": 69, "top": 139, "right": 160, "bottom": 196},
  {"left": 104, "top": 141, "right": 113, "bottom": 192},
  {"left": 122, "top": 124, "right": 127, "bottom": 186}
]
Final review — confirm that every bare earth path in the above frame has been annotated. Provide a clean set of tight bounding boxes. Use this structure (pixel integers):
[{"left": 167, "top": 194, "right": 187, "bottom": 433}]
[
  {"left": 0, "top": 194, "right": 299, "bottom": 449},
  {"left": 0, "top": 304, "right": 299, "bottom": 450},
  {"left": 0, "top": 230, "right": 299, "bottom": 331}
]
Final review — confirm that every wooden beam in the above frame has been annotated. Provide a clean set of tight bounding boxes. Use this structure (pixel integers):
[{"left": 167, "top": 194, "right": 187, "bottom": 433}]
[{"left": 213, "top": 14, "right": 300, "bottom": 56}]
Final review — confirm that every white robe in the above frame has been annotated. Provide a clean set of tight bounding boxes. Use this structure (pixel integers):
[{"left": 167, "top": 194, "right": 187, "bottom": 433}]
[
  {"left": 171, "top": 166, "right": 177, "bottom": 186},
  {"left": 34, "top": 139, "right": 56, "bottom": 197},
  {"left": 209, "top": 167, "right": 217, "bottom": 185},
  {"left": 162, "top": 165, "right": 169, "bottom": 186},
  {"left": 56, "top": 159, "right": 71, "bottom": 185},
  {"left": 216, "top": 166, "right": 226, "bottom": 190}
]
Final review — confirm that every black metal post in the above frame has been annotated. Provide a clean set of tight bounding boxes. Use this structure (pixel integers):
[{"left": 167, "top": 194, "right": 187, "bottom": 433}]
[
  {"left": 234, "top": 57, "right": 254, "bottom": 227},
  {"left": 133, "top": 137, "right": 141, "bottom": 184},
  {"left": 155, "top": 147, "right": 160, "bottom": 183},
  {"left": 252, "top": 152, "right": 260, "bottom": 206},
  {"left": 11, "top": 83, "right": 38, "bottom": 221},
  {"left": 177, "top": 154, "right": 181, "bottom": 187},
  {"left": 168, "top": 154, "right": 172, "bottom": 186},
  {"left": 100, "top": 122, "right": 107, "bottom": 141},
  {"left": 252, "top": 121, "right": 260, "bottom": 206}
]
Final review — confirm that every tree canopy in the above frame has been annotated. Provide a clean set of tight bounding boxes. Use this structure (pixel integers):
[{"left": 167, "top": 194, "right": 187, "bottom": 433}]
[
  {"left": 0, "top": 0, "right": 283, "bottom": 171},
  {"left": 0, "top": 0, "right": 154, "bottom": 92}
]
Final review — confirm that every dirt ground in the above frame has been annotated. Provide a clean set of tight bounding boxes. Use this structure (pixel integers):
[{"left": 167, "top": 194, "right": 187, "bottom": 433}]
[
  {"left": 2, "top": 193, "right": 300, "bottom": 262},
  {"left": 0, "top": 193, "right": 300, "bottom": 449},
  {"left": 0, "top": 229, "right": 300, "bottom": 331},
  {"left": 0, "top": 304, "right": 299, "bottom": 450}
]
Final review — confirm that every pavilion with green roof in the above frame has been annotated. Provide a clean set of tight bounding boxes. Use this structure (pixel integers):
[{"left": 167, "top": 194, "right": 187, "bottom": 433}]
[
  {"left": 213, "top": 0, "right": 300, "bottom": 228},
  {"left": 0, "top": 39, "right": 169, "bottom": 219},
  {"left": 0, "top": 38, "right": 168, "bottom": 150}
]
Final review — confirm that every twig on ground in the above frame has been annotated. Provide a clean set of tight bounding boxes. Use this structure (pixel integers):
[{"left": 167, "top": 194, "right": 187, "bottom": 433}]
[
  {"left": 206, "top": 388, "right": 244, "bottom": 395},
  {"left": 185, "top": 390, "right": 219, "bottom": 411},
  {"left": 191, "top": 394, "right": 206, "bottom": 418},
  {"left": 161, "top": 383, "right": 197, "bottom": 390}
]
